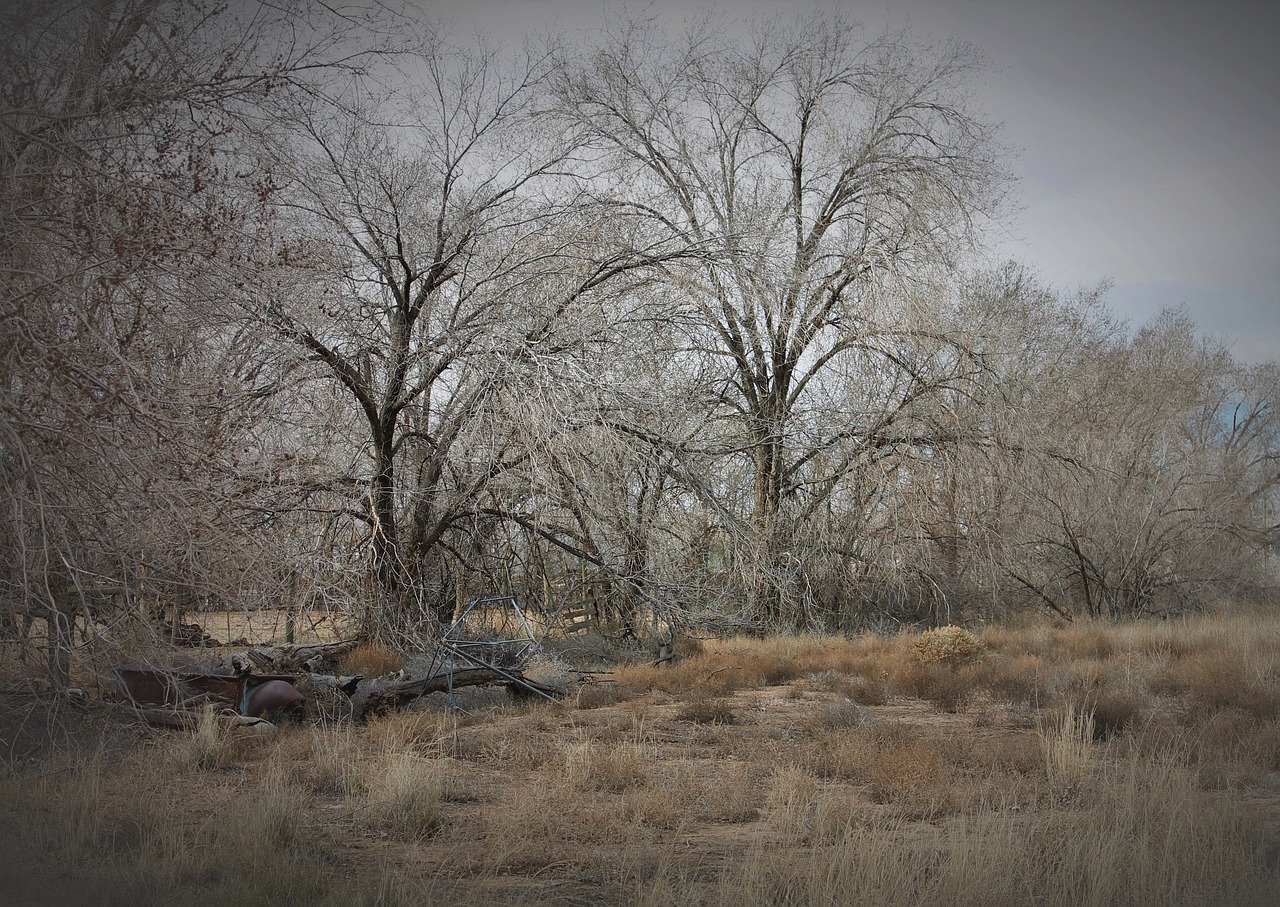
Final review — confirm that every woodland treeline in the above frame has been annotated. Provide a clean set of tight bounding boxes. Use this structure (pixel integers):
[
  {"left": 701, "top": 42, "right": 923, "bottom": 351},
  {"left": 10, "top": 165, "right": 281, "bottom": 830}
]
[{"left": 2, "top": 1, "right": 1277, "bottom": 673}]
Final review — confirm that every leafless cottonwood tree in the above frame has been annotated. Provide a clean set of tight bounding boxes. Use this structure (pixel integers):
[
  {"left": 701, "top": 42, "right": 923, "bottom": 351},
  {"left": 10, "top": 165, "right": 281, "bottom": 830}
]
[
  {"left": 265, "top": 17, "right": 703, "bottom": 643},
  {"left": 491, "top": 313, "right": 714, "bottom": 636},
  {"left": 550, "top": 12, "right": 1008, "bottom": 626},
  {"left": 0, "top": 0, "right": 371, "bottom": 680}
]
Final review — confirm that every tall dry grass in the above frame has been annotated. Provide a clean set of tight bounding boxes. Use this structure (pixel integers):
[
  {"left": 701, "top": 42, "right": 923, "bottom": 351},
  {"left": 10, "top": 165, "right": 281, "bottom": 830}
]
[
  {"left": 639, "top": 748, "right": 1277, "bottom": 907},
  {"left": 4, "top": 610, "right": 1279, "bottom": 905},
  {"left": 1040, "top": 703, "right": 1096, "bottom": 796},
  {"left": 0, "top": 747, "right": 327, "bottom": 906}
]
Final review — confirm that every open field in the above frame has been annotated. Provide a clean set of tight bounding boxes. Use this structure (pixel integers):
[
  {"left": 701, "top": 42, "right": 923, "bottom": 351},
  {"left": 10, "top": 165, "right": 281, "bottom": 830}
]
[
  {"left": 193, "top": 609, "right": 357, "bottom": 646},
  {"left": 3, "top": 611, "right": 1280, "bottom": 905}
]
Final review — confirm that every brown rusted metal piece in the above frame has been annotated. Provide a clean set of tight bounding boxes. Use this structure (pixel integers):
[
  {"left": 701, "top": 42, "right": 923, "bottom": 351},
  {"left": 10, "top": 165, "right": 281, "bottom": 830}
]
[{"left": 111, "top": 668, "right": 302, "bottom": 718}]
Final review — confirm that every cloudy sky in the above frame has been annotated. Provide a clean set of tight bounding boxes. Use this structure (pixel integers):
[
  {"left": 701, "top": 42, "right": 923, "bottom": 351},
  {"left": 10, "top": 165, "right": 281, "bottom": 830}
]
[{"left": 435, "top": 0, "right": 1278, "bottom": 363}]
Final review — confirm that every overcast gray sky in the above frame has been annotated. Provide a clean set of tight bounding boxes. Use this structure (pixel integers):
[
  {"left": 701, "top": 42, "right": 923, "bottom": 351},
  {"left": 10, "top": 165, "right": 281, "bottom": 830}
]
[{"left": 434, "top": 0, "right": 1278, "bottom": 363}]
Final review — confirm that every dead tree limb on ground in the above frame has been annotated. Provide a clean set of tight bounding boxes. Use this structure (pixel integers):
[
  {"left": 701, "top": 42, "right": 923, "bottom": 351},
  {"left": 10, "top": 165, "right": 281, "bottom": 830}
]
[
  {"left": 351, "top": 667, "right": 562, "bottom": 718},
  {"left": 227, "top": 641, "right": 359, "bottom": 675}
]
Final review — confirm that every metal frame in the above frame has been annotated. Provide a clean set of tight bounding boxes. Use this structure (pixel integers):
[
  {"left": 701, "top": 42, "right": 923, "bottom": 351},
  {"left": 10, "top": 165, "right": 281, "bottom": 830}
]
[{"left": 421, "top": 595, "right": 551, "bottom": 711}]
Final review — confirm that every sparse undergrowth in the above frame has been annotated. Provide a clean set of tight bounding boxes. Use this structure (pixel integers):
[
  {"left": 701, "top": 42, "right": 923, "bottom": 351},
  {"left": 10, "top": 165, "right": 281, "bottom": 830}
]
[{"left": 2, "top": 610, "right": 1279, "bottom": 905}]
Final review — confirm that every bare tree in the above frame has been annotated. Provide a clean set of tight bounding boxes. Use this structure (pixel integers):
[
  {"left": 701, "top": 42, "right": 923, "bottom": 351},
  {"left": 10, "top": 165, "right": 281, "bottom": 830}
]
[
  {"left": 550, "top": 11, "right": 1008, "bottom": 626},
  {"left": 0, "top": 0, "right": 367, "bottom": 679},
  {"left": 931, "top": 266, "right": 1280, "bottom": 621},
  {"left": 264, "top": 18, "right": 699, "bottom": 643}
]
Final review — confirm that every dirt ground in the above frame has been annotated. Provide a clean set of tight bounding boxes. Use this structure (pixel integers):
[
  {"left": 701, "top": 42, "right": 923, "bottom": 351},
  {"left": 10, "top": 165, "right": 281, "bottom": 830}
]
[
  {"left": 0, "top": 661, "right": 1033, "bottom": 904},
  {"left": 3, "top": 619, "right": 1280, "bottom": 905},
  {"left": 321, "top": 687, "right": 1026, "bottom": 905}
]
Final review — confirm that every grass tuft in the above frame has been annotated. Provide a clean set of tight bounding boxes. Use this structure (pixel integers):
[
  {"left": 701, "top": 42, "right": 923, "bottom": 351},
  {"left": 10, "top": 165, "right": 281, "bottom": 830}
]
[
  {"left": 362, "top": 750, "right": 449, "bottom": 841},
  {"left": 675, "top": 696, "right": 737, "bottom": 725},
  {"left": 338, "top": 642, "right": 404, "bottom": 679}
]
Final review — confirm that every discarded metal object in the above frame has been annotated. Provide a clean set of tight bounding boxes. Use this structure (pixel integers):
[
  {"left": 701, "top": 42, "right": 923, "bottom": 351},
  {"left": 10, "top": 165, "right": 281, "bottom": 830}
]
[
  {"left": 243, "top": 678, "right": 304, "bottom": 719},
  {"left": 422, "top": 596, "right": 550, "bottom": 711},
  {"left": 110, "top": 668, "right": 303, "bottom": 719}
]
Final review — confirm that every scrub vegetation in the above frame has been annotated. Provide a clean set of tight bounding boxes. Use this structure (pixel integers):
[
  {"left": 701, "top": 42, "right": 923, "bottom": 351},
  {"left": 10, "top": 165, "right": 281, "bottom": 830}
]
[{"left": 4, "top": 612, "right": 1280, "bottom": 905}]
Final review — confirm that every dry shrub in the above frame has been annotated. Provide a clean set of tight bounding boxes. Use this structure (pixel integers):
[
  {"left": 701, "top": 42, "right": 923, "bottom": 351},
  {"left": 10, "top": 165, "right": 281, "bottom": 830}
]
[
  {"left": 1149, "top": 650, "right": 1280, "bottom": 718},
  {"left": 676, "top": 696, "right": 737, "bottom": 725},
  {"left": 338, "top": 642, "right": 404, "bottom": 678},
  {"left": 914, "top": 626, "right": 983, "bottom": 666}
]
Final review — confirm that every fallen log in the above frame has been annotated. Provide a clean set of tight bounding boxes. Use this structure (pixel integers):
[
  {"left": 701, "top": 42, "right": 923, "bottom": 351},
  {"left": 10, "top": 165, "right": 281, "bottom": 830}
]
[
  {"left": 227, "top": 640, "right": 359, "bottom": 675},
  {"left": 351, "top": 666, "right": 563, "bottom": 718},
  {"left": 294, "top": 673, "right": 361, "bottom": 722}
]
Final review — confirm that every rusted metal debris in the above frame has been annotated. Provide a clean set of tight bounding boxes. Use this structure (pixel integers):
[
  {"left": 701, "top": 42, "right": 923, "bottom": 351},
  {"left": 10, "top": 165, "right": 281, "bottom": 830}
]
[{"left": 110, "top": 668, "right": 304, "bottom": 720}]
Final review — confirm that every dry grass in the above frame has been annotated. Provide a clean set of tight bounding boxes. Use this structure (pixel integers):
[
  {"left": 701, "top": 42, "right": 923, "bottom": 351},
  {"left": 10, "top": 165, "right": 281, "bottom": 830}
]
[
  {"left": 0, "top": 747, "right": 326, "bottom": 906},
  {"left": 4, "top": 611, "right": 1280, "bottom": 905},
  {"left": 361, "top": 750, "right": 449, "bottom": 840},
  {"left": 338, "top": 642, "right": 405, "bottom": 679},
  {"left": 801, "top": 697, "right": 869, "bottom": 733},
  {"left": 675, "top": 695, "right": 738, "bottom": 725},
  {"left": 1040, "top": 702, "right": 1097, "bottom": 796},
  {"left": 1149, "top": 648, "right": 1280, "bottom": 718}
]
